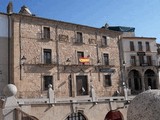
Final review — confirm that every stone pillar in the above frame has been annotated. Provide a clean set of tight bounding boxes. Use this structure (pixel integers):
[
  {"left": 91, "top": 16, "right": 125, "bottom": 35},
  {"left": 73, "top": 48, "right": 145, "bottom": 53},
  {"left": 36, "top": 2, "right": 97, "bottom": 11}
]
[{"left": 141, "top": 76, "right": 145, "bottom": 91}]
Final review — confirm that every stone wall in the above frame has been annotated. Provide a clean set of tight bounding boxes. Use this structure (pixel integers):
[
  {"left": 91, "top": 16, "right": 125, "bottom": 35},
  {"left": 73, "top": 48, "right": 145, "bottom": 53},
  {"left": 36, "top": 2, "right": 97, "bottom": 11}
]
[{"left": 11, "top": 14, "right": 122, "bottom": 98}]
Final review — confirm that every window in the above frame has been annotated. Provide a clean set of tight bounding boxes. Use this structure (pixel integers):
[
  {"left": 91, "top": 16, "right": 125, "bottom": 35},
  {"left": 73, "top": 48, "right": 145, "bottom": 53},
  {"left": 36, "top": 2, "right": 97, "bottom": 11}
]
[
  {"left": 146, "top": 56, "right": 152, "bottom": 66},
  {"left": 76, "top": 75, "right": 88, "bottom": 96},
  {"left": 103, "top": 53, "right": 109, "bottom": 65},
  {"left": 43, "top": 76, "right": 53, "bottom": 90},
  {"left": 65, "top": 112, "right": 86, "bottom": 120},
  {"left": 104, "top": 75, "right": 112, "bottom": 87},
  {"left": 138, "top": 42, "right": 143, "bottom": 51},
  {"left": 43, "top": 27, "right": 50, "bottom": 39},
  {"left": 76, "top": 32, "right": 83, "bottom": 43},
  {"left": 130, "top": 56, "right": 136, "bottom": 66},
  {"left": 146, "top": 42, "right": 150, "bottom": 51},
  {"left": 43, "top": 49, "right": 52, "bottom": 64},
  {"left": 77, "top": 51, "right": 84, "bottom": 65},
  {"left": 130, "top": 41, "right": 135, "bottom": 51},
  {"left": 102, "top": 36, "right": 107, "bottom": 46},
  {"left": 139, "top": 56, "right": 144, "bottom": 66}
]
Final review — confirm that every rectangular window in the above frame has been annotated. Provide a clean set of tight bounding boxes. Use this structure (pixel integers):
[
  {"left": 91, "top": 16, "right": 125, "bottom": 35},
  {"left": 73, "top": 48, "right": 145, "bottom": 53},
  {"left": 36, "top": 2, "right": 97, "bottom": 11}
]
[
  {"left": 138, "top": 42, "right": 143, "bottom": 51},
  {"left": 103, "top": 53, "right": 109, "bottom": 65},
  {"left": 130, "top": 41, "right": 135, "bottom": 51},
  {"left": 76, "top": 75, "right": 88, "bottom": 96},
  {"left": 147, "top": 56, "right": 152, "bottom": 66},
  {"left": 104, "top": 75, "right": 112, "bottom": 87},
  {"left": 102, "top": 36, "right": 107, "bottom": 46},
  {"left": 131, "top": 56, "right": 136, "bottom": 66},
  {"left": 43, "top": 76, "right": 53, "bottom": 90},
  {"left": 146, "top": 42, "right": 150, "bottom": 51},
  {"left": 43, "top": 27, "right": 50, "bottom": 39},
  {"left": 77, "top": 51, "right": 84, "bottom": 65},
  {"left": 76, "top": 32, "right": 83, "bottom": 43},
  {"left": 139, "top": 56, "right": 144, "bottom": 66},
  {"left": 43, "top": 49, "right": 52, "bottom": 64}
]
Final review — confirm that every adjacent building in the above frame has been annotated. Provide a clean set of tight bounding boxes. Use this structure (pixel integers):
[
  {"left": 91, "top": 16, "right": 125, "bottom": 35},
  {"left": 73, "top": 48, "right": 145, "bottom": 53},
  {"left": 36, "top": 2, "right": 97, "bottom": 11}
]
[{"left": 108, "top": 26, "right": 159, "bottom": 95}]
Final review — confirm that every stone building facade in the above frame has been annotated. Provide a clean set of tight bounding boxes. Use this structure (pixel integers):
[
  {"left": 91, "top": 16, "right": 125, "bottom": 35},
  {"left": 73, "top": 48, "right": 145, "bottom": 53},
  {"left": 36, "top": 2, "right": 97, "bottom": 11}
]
[{"left": 4, "top": 12, "right": 130, "bottom": 120}]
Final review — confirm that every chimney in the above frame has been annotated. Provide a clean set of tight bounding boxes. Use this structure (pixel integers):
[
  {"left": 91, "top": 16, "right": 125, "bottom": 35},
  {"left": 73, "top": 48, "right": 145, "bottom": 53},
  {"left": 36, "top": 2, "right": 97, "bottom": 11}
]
[{"left": 7, "top": 2, "right": 13, "bottom": 14}]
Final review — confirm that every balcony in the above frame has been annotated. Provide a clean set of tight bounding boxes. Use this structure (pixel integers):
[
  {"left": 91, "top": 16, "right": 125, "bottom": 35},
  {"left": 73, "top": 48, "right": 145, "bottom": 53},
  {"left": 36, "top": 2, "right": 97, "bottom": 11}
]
[
  {"left": 25, "top": 57, "right": 57, "bottom": 68},
  {"left": 72, "top": 38, "right": 84, "bottom": 45},
  {"left": 130, "top": 60, "right": 157, "bottom": 67},
  {"left": 41, "top": 33, "right": 52, "bottom": 41}
]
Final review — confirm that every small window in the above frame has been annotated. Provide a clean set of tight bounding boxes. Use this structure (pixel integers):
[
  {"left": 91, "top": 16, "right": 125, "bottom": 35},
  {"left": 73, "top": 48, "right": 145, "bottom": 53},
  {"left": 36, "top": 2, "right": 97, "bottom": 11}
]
[
  {"left": 77, "top": 51, "right": 84, "bottom": 65},
  {"left": 146, "top": 56, "right": 152, "bottom": 66},
  {"left": 138, "top": 42, "right": 143, "bottom": 51},
  {"left": 102, "top": 36, "right": 107, "bottom": 46},
  {"left": 43, "top": 27, "right": 50, "bottom": 39},
  {"left": 43, "top": 49, "right": 52, "bottom": 64},
  {"left": 43, "top": 76, "right": 53, "bottom": 90},
  {"left": 130, "top": 56, "right": 136, "bottom": 66},
  {"left": 76, "top": 32, "right": 83, "bottom": 43},
  {"left": 104, "top": 75, "right": 112, "bottom": 87},
  {"left": 146, "top": 42, "right": 150, "bottom": 51},
  {"left": 103, "top": 53, "right": 109, "bottom": 65},
  {"left": 130, "top": 41, "right": 135, "bottom": 51}
]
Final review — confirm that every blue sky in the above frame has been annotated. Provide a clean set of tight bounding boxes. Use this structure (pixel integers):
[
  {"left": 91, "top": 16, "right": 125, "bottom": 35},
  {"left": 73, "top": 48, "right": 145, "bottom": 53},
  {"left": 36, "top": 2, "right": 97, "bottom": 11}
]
[{"left": 0, "top": 0, "right": 160, "bottom": 43}]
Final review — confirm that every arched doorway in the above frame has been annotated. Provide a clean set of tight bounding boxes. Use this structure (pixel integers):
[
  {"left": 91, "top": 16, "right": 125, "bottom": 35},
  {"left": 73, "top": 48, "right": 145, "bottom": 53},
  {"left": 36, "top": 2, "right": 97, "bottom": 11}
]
[
  {"left": 144, "top": 69, "right": 157, "bottom": 89},
  {"left": 104, "top": 110, "right": 123, "bottom": 120},
  {"left": 65, "top": 112, "right": 86, "bottom": 120},
  {"left": 128, "top": 70, "right": 142, "bottom": 94}
]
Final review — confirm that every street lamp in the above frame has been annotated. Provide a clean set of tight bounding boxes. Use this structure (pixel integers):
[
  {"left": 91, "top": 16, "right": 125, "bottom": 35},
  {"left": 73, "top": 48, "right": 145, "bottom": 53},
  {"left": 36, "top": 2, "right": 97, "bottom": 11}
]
[
  {"left": 122, "top": 61, "right": 128, "bottom": 100},
  {"left": 20, "top": 55, "right": 26, "bottom": 80}
]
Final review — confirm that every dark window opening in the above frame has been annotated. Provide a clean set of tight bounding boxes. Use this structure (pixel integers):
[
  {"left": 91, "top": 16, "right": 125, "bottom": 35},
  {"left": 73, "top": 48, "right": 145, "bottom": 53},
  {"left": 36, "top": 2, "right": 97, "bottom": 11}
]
[
  {"left": 130, "top": 56, "right": 136, "bottom": 66},
  {"left": 76, "top": 32, "right": 83, "bottom": 43},
  {"left": 43, "top": 76, "right": 53, "bottom": 90},
  {"left": 130, "top": 41, "right": 135, "bottom": 51},
  {"left": 138, "top": 41, "right": 143, "bottom": 51},
  {"left": 43, "top": 49, "right": 52, "bottom": 64},
  {"left": 139, "top": 56, "right": 144, "bottom": 66},
  {"left": 43, "top": 27, "right": 50, "bottom": 39},
  {"left": 103, "top": 53, "right": 109, "bottom": 65},
  {"left": 104, "top": 75, "right": 112, "bottom": 87},
  {"left": 77, "top": 51, "right": 84, "bottom": 65},
  {"left": 147, "top": 56, "right": 152, "bottom": 66},
  {"left": 102, "top": 36, "right": 107, "bottom": 46},
  {"left": 65, "top": 112, "right": 86, "bottom": 120},
  {"left": 146, "top": 42, "right": 150, "bottom": 51},
  {"left": 76, "top": 76, "right": 88, "bottom": 96}
]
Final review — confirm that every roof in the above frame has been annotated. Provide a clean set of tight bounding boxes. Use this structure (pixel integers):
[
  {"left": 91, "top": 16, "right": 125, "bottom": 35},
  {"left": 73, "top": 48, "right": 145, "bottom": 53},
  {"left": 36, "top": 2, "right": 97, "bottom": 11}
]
[
  {"left": 108, "top": 26, "right": 135, "bottom": 32},
  {"left": 123, "top": 36, "right": 156, "bottom": 40}
]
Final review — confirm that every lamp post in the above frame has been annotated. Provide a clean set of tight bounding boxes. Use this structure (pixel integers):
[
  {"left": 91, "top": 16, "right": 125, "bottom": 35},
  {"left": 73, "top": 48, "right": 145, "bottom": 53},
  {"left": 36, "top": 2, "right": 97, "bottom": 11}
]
[
  {"left": 20, "top": 56, "right": 26, "bottom": 80},
  {"left": 122, "top": 61, "right": 128, "bottom": 100}
]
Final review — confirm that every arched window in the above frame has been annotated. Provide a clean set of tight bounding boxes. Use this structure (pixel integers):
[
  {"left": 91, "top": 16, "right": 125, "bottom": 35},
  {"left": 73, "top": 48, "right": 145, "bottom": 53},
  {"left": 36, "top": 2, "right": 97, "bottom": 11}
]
[{"left": 65, "top": 112, "right": 86, "bottom": 120}]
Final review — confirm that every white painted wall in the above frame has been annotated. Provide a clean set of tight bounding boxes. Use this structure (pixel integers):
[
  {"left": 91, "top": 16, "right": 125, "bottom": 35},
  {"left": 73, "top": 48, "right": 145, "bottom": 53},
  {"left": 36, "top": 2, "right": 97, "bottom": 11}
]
[
  {"left": 0, "top": 14, "right": 8, "bottom": 37},
  {"left": 122, "top": 38, "right": 157, "bottom": 67},
  {"left": 0, "top": 13, "right": 8, "bottom": 96}
]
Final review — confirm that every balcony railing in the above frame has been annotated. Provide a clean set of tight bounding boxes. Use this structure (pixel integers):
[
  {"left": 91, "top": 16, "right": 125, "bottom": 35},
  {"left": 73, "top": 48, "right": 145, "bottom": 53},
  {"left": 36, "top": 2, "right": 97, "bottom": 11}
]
[
  {"left": 72, "top": 37, "right": 84, "bottom": 45},
  {"left": 130, "top": 60, "right": 157, "bottom": 67}
]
